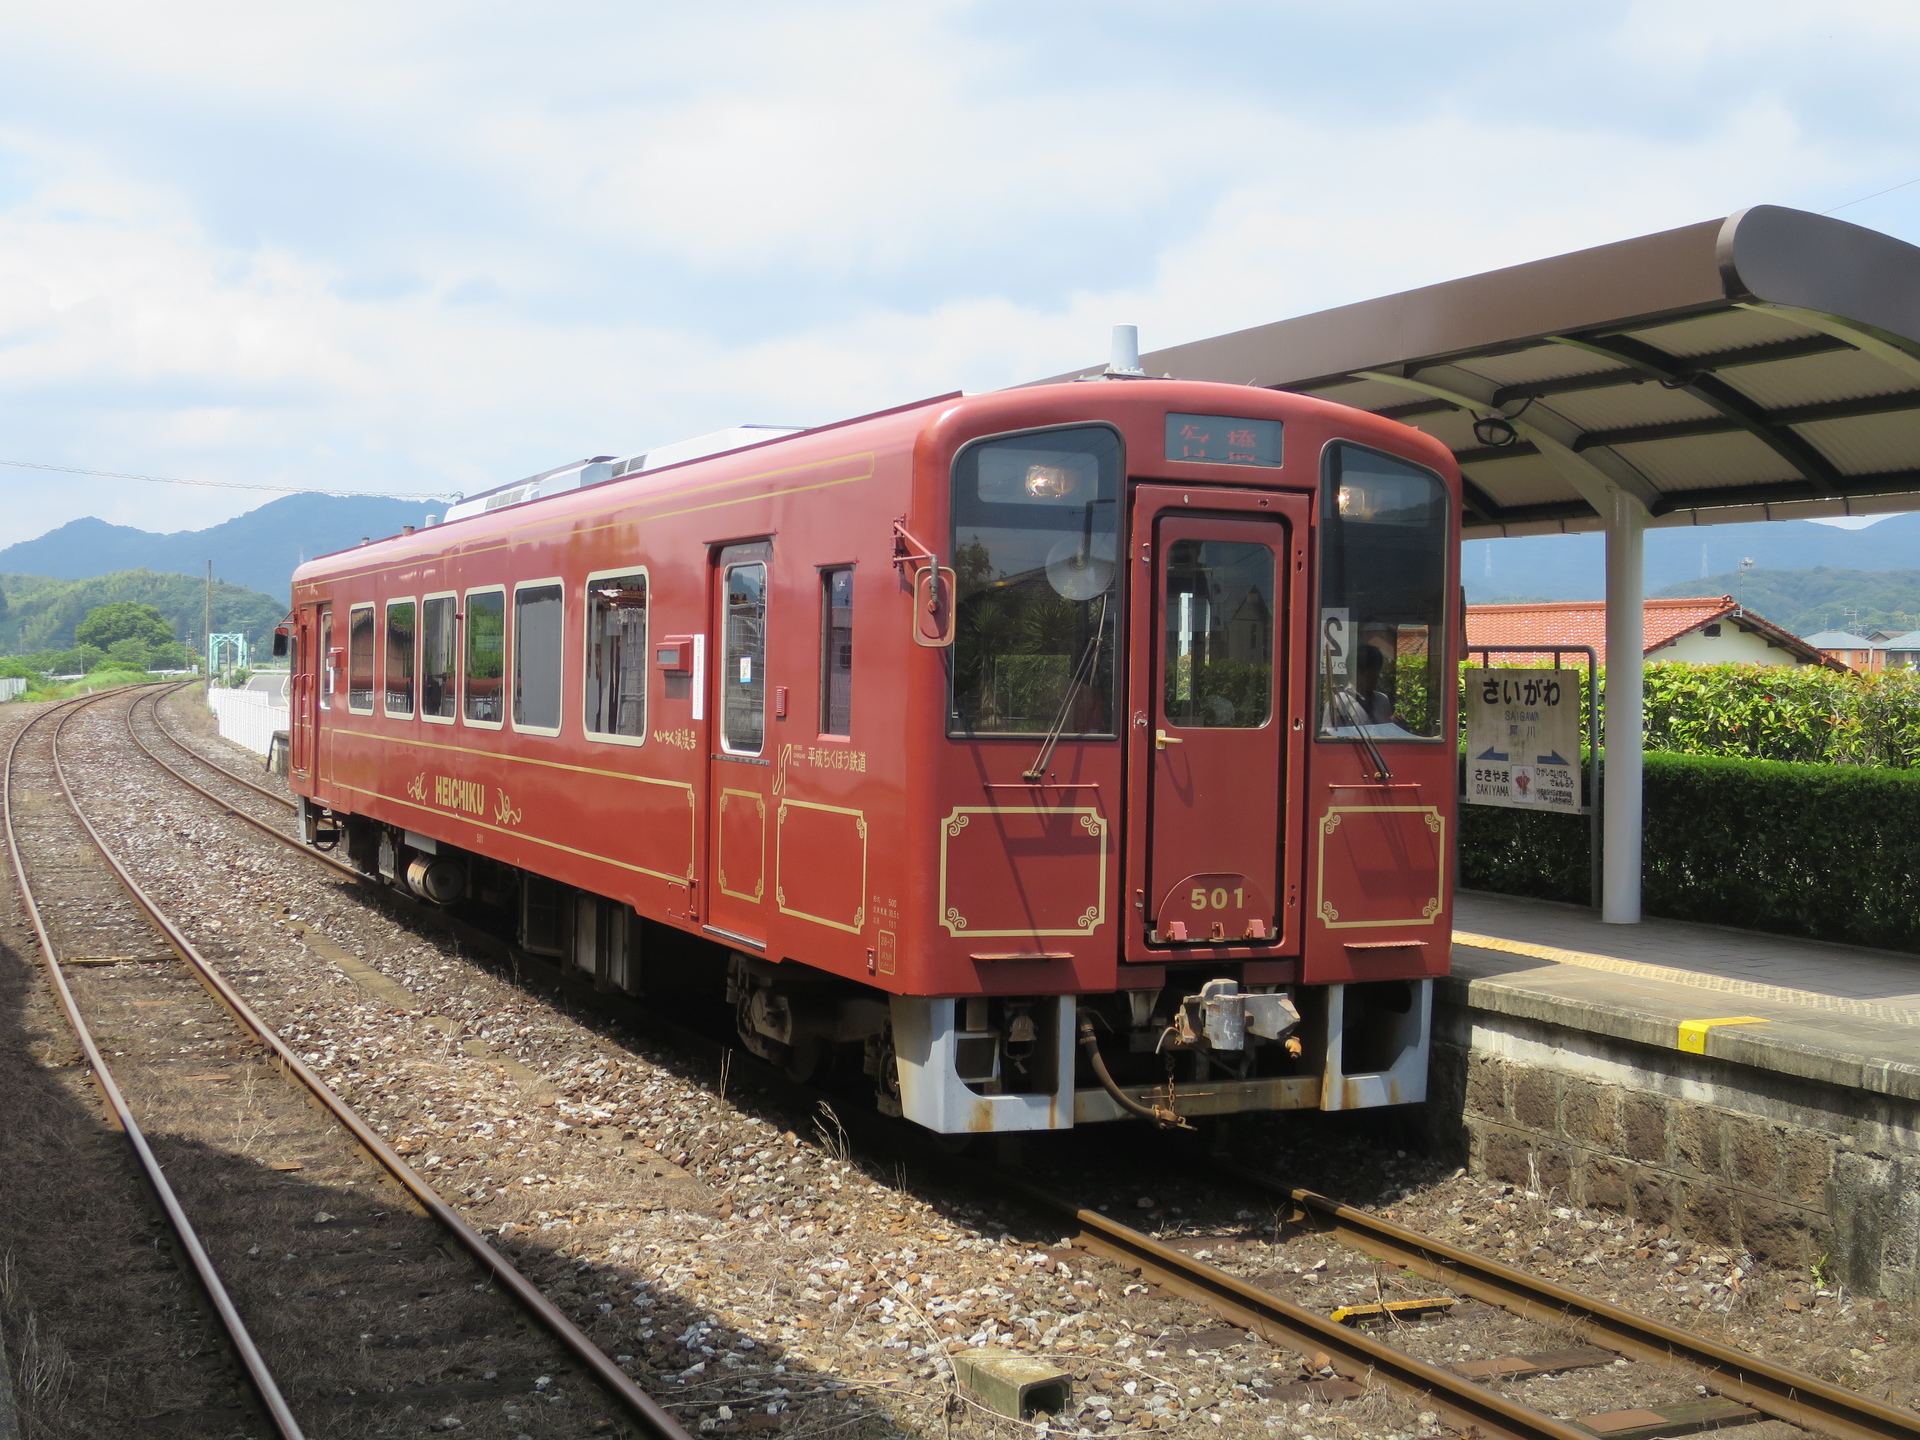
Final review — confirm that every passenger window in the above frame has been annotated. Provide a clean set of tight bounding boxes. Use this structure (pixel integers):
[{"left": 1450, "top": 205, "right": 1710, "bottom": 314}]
[
  {"left": 721, "top": 560, "right": 767, "bottom": 755},
  {"left": 463, "top": 589, "right": 506, "bottom": 725},
  {"left": 347, "top": 605, "right": 375, "bottom": 713},
  {"left": 318, "top": 607, "right": 333, "bottom": 711},
  {"left": 820, "top": 568, "right": 853, "bottom": 735},
  {"left": 513, "top": 583, "right": 563, "bottom": 732},
  {"left": 384, "top": 601, "right": 416, "bottom": 716},
  {"left": 586, "top": 572, "right": 648, "bottom": 739},
  {"left": 421, "top": 596, "right": 456, "bottom": 720}
]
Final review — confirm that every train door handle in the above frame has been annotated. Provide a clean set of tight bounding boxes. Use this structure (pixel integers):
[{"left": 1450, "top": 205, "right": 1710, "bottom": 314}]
[{"left": 1155, "top": 730, "right": 1183, "bottom": 750}]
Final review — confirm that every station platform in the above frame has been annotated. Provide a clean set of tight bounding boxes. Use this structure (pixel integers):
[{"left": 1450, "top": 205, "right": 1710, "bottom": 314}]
[
  {"left": 1450, "top": 890, "right": 1920, "bottom": 1097},
  {"left": 1433, "top": 892, "right": 1920, "bottom": 1299}
]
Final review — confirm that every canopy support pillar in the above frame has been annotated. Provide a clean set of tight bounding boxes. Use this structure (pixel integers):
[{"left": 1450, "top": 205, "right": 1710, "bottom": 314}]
[{"left": 1602, "top": 490, "right": 1646, "bottom": 925}]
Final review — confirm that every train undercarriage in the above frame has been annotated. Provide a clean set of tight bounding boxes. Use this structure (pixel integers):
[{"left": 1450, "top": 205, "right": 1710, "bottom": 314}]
[{"left": 307, "top": 801, "right": 1431, "bottom": 1134}]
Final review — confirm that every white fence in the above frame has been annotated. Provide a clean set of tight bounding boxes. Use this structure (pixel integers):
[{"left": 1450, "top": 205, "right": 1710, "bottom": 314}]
[
  {"left": 0, "top": 677, "right": 25, "bottom": 702},
  {"left": 208, "top": 686, "right": 291, "bottom": 756}
]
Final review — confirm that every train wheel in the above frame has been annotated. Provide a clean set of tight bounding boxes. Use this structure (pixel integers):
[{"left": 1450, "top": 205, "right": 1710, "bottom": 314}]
[{"left": 782, "top": 1038, "right": 822, "bottom": 1084}]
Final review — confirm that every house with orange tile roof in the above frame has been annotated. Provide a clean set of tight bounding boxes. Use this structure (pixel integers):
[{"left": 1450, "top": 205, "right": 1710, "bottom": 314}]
[{"left": 1466, "top": 596, "right": 1844, "bottom": 670}]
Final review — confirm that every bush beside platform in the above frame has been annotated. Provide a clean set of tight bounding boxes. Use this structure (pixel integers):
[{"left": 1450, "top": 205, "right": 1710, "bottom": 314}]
[{"left": 1459, "top": 750, "right": 1920, "bottom": 954}]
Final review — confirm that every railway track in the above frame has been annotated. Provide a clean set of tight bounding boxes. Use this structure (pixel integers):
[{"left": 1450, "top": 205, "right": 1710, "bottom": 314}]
[
  {"left": 1215, "top": 1160, "right": 1920, "bottom": 1440},
  {"left": 101, "top": 684, "right": 1920, "bottom": 1440},
  {"left": 971, "top": 1158, "right": 1920, "bottom": 1440},
  {"left": 4, "top": 684, "right": 693, "bottom": 1440}
]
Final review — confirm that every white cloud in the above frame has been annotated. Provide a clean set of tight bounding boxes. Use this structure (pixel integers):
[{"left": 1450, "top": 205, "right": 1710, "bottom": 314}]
[{"left": 0, "top": 1, "right": 1914, "bottom": 547}]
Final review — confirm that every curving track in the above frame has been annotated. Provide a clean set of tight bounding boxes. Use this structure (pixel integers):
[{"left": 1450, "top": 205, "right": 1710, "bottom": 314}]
[{"left": 5, "top": 684, "right": 693, "bottom": 1440}]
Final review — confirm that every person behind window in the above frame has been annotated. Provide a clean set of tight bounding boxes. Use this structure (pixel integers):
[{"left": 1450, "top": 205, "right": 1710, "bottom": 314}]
[{"left": 1348, "top": 642, "right": 1395, "bottom": 725}]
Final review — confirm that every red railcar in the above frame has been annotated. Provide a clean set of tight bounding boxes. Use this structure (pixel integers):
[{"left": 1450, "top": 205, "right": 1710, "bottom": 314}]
[{"left": 288, "top": 378, "right": 1459, "bottom": 1133}]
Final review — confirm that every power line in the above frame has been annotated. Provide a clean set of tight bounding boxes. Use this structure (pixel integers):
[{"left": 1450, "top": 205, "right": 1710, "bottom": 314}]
[
  {"left": 1822, "top": 174, "right": 1920, "bottom": 214},
  {"left": 0, "top": 457, "right": 457, "bottom": 502}
]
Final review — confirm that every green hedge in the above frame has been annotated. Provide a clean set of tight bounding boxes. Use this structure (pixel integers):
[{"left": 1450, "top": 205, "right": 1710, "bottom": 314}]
[
  {"left": 1460, "top": 751, "right": 1920, "bottom": 952},
  {"left": 1459, "top": 803, "right": 1594, "bottom": 905},
  {"left": 1643, "top": 662, "right": 1920, "bottom": 767}
]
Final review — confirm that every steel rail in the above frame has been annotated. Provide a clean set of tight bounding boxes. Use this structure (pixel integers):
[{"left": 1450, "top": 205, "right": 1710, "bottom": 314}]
[
  {"left": 85, "top": 686, "right": 696, "bottom": 1440},
  {"left": 122, "top": 687, "right": 361, "bottom": 884},
  {"left": 977, "top": 1166, "right": 1595, "bottom": 1440},
  {"left": 140, "top": 686, "right": 1916, "bottom": 1439},
  {"left": 141, "top": 683, "right": 295, "bottom": 810},
  {"left": 1215, "top": 1160, "right": 1920, "bottom": 1440},
  {"left": 3, "top": 687, "right": 308, "bottom": 1439}
]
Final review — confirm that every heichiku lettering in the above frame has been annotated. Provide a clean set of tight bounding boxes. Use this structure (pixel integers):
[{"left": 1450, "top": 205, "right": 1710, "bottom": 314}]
[{"left": 432, "top": 774, "right": 487, "bottom": 816}]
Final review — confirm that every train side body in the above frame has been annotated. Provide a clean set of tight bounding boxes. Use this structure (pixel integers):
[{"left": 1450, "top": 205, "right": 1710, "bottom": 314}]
[{"left": 289, "top": 379, "right": 1460, "bottom": 1131}]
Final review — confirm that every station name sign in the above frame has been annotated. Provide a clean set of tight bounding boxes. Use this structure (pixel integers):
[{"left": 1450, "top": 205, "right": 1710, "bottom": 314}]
[{"left": 1464, "top": 668, "right": 1585, "bottom": 813}]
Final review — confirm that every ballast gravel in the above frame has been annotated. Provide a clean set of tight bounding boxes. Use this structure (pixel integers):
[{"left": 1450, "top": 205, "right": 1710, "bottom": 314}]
[{"left": 35, "top": 684, "right": 1920, "bottom": 1440}]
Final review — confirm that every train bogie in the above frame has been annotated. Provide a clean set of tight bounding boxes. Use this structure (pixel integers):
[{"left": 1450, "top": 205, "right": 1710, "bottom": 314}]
[{"left": 289, "top": 378, "right": 1458, "bottom": 1133}]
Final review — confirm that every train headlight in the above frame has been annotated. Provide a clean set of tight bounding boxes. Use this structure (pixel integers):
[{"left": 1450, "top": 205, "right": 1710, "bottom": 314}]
[{"left": 1024, "top": 463, "right": 1077, "bottom": 499}]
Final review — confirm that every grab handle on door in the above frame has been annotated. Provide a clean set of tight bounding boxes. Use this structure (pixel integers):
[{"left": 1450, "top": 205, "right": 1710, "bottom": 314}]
[{"left": 1155, "top": 729, "right": 1183, "bottom": 750}]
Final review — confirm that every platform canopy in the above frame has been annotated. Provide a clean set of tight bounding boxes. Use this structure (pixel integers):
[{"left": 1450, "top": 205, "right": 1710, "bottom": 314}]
[{"left": 1054, "top": 205, "right": 1920, "bottom": 541}]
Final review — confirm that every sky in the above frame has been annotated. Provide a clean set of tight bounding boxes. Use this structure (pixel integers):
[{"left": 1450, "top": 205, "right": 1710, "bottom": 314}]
[{"left": 2, "top": 1, "right": 1919, "bottom": 545}]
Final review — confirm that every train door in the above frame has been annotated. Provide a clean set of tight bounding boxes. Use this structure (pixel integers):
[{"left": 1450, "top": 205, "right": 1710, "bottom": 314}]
[
  {"left": 704, "top": 541, "right": 773, "bottom": 952},
  {"left": 1127, "top": 486, "right": 1307, "bottom": 957},
  {"left": 289, "top": 604, "right": 322, "bottom": 778},
  {"left": 315, "top": 603, "right": 338, "bottom": 780}
]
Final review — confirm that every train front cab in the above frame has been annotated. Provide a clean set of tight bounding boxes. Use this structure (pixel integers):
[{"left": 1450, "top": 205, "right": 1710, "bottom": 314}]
[{"left": 888, "top": 396, "right": 1454, "bottom": 1133}]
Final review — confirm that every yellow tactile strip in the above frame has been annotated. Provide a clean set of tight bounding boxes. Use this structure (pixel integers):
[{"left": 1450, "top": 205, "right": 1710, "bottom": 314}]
[{"left": 1452, "top": 930, "right": 1920, "bottom": 1028}]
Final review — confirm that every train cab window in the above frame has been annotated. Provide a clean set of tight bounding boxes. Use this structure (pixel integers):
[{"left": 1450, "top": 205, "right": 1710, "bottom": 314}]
[
  {"left": 421, "top": 594, "right": 456, "bottom": 722},
  {"left": 950, "top": 426, "right": 1120, "bottom": 736},
  {"left": 1163, "top": 540, "right": 1274, "bottom": 727},
  {"left": 318, "top": 607, "right": 334, "bottom": 711},
  {"left": 346, "top": 605, "right": 376, "bottom": 713},
  {"left": 585, "top": 571, "right": 648, "bottom": 741},
  {"left": 384, "top": 600, "right": 416, "bottom": 717},
  {"left": 1316, "top": 443, "right": 1448, "bottom": 742},
  {"left": 463, "top": 588, "right": 506, "bottom": 727},
  {"left": 512, "top": 581, "right": 564, "bottom": 734},
  {"left": 721, "top": 554, "right": 767, "bottom": 755},
  {"left": 820, "top": 567, "right": 853, "bottom": 735}
]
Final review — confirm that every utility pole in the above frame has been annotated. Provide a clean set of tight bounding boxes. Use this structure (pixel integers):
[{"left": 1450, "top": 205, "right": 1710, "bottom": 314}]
[{"left": 204, "top": 561, "right": 213, "bottom": 685}]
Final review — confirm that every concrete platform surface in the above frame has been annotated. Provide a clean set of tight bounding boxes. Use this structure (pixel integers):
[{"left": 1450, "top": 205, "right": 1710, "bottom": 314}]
[
  {"left": 1455, "top": 890, "right": 1920, "bottom": 1007},
  {"left": 1449, "top": 890, "right": 1920, "bottom": 1102}
]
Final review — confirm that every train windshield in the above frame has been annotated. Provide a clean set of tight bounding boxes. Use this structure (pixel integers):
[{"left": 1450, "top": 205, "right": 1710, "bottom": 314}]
[
  {"left": 1316, "top": 443, "right": 1448, "bottom": 742},
  {"left": 949, "top": 426, "right": 1120, "bottom": 736}
]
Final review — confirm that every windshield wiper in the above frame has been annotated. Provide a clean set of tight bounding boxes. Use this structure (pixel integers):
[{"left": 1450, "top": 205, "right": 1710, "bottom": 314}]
[
  {"left": 1335, "top": 688, "right": 1394, "bottom": 782},
  {"left": 1022, "top": 594, "right": 1111, "bottom": 783}
]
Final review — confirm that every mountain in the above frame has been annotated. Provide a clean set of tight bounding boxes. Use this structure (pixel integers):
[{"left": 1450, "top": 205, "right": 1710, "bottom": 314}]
[
  {"left": 1650, "top": 567, "right": 1920, "bottom": 638},
  {"left": 1464, "top": 512, "right": 1920, "bottom": 603},
  {"left": 0, "top": 569, "right": 288, "bottom": 657},
  {"left": 0, "top": 493, "right": 435, "bottom": 600}
]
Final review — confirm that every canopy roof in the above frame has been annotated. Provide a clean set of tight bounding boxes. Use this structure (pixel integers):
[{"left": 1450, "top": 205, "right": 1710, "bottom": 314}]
[{"left": 1052, "top": 206, "right": 1920, "bottom": 540}]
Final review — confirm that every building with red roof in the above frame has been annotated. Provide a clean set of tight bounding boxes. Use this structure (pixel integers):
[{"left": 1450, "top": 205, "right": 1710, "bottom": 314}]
[{"left": 1466, "top": 596, "right": 1842, "bottom": 669}]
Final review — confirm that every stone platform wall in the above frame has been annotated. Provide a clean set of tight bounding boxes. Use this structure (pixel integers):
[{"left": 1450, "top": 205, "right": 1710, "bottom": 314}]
[{"left": 1428, "top": 998, "right": 1920, "bottom": 1301}]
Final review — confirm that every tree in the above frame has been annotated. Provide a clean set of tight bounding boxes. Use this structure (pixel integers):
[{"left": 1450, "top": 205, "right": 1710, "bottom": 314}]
[
  {"left": 105, "top": 637, "right": 153, "bottom": 670},
  {"left": 148, "top": 640, "right": 194, "bottom": 670},
  {"left": 75, "top": 601, "right": 174, "bottom": 650}
]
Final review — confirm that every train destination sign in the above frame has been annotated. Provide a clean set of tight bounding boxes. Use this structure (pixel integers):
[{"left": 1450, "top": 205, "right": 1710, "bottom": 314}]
[
  {"left": 1164, "top": 413, "right": 1282, "bottom": 467},
  {"left": 1464, "top": 668, "right": 1584, "bottom": 812}
]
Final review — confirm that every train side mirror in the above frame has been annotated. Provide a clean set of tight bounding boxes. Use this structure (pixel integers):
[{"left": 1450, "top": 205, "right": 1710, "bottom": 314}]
[
  {"left": 911, "top": 566, "right": 956, "bottom": 648},
  {"left": 272, "top": 628, "right": 290, "bottom": 658},
  {"left": 892, "top": 521, "right": 955, "bottom": 649}
]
